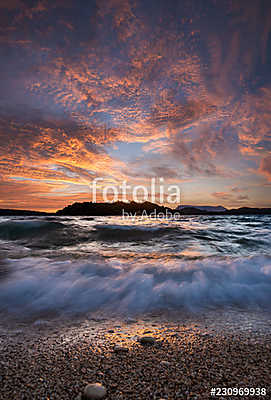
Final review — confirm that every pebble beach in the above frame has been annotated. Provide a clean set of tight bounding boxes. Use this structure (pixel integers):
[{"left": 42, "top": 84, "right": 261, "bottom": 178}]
[
  {"left": 1, "top": 215, "right": 271, "bottom": 398},
  {"left": 1, "top": 309, "right": 270, "bottom": 400}
]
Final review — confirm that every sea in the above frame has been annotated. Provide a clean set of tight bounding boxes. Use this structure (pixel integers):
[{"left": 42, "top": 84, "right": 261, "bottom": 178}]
[{"left": 0, "top": 214, "right": 271, "bottom": 316}]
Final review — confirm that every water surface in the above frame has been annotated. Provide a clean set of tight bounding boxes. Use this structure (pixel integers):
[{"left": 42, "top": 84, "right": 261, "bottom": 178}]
[{"left": 0, "top": 215, "right": 270, "bottom": 315}]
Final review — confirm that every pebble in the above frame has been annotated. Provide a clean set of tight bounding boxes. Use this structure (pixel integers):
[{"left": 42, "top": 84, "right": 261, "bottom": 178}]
[
  {"left": 114, "top": 345, "right": 129, "bottom": 353},
  {"left": 139, "top": 336, "right": 156, "bottom": 345},
  {"left": 125, "top": 317, "right": 137, "bottom": 324},
  {"left": 83, "top": 383, "right": 107, "bottom": 399},
  {"left": 10, "top": 329, "right": 23, "bottom": 335},
  {"left": 33, "top": 320, "right": 50, "bottom": 326},
  {"left": 90, "top": 318, "right": 106, "bottom": 323},
  {"left": 2, "top": 311, "right": 270, "bottom": 399}
]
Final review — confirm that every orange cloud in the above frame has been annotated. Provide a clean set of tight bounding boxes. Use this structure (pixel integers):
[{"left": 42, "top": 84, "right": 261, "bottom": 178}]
[
  {"left": 259, "top": 155, "right": 271, "bottom": 181},
  {"left": 1, "top": 0, "right": 271, "bottom": 210}
]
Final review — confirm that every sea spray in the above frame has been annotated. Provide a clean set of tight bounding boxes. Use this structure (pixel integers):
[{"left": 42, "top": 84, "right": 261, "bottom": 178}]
[{"left": 0, "top": 255, "right": 270, "bottom": 315}]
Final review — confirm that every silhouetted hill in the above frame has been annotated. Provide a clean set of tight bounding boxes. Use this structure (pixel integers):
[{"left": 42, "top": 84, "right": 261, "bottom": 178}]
[
  {"left": 1, "top": 204, "right": 271, "bottom": 216},
  {"left": 0, "top": 209, "right": 49, "bottom": 216},
  {"left": 56, "top": 202, "right": 271, "bottom": 216},
  {"left": 56, "top": 201, "right": 174, "bottom": 216},
  {"left": 225, "top": 207, "right": 271, "bottom": 215},
  {"left": 176, "top": 205, "right": 227, "bottom": 212},
  {"left": 176, "top": 206, "right": 271, "bottom": 215},
  {"left": 177, "top": 207, "right": 208, "bottom": 215}
]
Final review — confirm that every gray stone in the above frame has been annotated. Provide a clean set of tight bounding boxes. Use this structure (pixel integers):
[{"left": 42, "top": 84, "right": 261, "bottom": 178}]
[
  {"left": 125, "top": 317, "right": 137, "bottom": 324},
  {"left": 139, "top": 336, "right": 156, "bottom": 345},
  {"left": 114, "top": 345, "right": 129, "bottom": 353},
  {"left": 83, "top": 383, "right": 107, "bottom": 399},
  {"left": 160, "top": 360, "right": 170, "bottom": 366},
  {"left": 33, "top": 320, "right": 50, "bottom": 326}
]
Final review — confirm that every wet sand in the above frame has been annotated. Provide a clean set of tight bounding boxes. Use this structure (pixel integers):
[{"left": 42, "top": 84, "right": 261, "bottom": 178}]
[{"left": 0, "top": 309, "right": 270, "bottom": 399}]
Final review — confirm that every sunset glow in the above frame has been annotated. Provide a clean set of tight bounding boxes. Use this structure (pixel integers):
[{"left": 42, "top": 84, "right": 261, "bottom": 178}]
[{"left": 1, "top": 0, "right": 271, "bottom": 211}]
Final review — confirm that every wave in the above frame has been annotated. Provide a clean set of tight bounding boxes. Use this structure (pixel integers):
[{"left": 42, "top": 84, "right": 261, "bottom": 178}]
[
  {"left": 0, "top": 220, "right": 64, "bottom": 240},
  {"left": 0, "top": 219, "right": 93, "bottom": 249},
  {"left": 0, "top": 220, "right": 178, "bottom": 244},
  {"left": 1, "top": 256, "right": 271, "bottom": 315},
  {"left": 93, "top": 224, "right": 182, "bottom": 241}
]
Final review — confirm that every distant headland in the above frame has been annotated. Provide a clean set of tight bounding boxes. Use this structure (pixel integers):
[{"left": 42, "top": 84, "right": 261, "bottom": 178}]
[
  {"left": 56, "top": 202, "right": 271, "bottom": 216},
  {"left": 0, "top": 209, "right": 49, "bottom": 216},
  {"left": 1, "top": 201, "right": 271, "bottom": 216}
]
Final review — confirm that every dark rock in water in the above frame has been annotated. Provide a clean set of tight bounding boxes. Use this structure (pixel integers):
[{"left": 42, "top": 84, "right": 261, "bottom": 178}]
[
  {"left": 83, "top": 383, "right": 107, "bottom": 399},
  {"left": 139, "top": 336, "right": 156, "bottom": 345}
]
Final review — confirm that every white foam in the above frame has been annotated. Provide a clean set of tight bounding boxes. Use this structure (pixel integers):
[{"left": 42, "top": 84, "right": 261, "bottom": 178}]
[{"left": 0, "top": 256, "right": 271, "bottom": 315}]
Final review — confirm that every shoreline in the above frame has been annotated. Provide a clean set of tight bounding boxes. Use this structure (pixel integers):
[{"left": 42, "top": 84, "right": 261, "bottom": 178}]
[{"left": 1, "top": 309, "right": 270, "bottom": 399}]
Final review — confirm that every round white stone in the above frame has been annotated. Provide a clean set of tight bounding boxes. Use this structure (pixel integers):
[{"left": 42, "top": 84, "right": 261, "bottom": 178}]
[{"left": 83, "top": 383, "right": 107, "bottom": 399}]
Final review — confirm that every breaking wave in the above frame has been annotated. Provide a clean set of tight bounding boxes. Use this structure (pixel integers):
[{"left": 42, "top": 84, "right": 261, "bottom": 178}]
[
  {"left": 1, "top": 256, "right": 271, "bottom": 315},
  {"left": 0, "top": 220, "right": 64, "bottom": 240},
  {"left": 93, "top": 224, "right": 182, "bottom": 241}
]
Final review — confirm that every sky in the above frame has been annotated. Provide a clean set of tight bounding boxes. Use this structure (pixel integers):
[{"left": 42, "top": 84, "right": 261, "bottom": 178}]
[{"left": 0, "top": 0, "right": 271, "bottom": 211}]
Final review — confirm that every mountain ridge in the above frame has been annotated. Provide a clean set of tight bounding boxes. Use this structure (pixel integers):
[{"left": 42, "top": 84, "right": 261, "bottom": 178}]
[
  {"left": 176, "top": 205, "right": 227, "bottom": 212},
  {"left": 0, "top": 202, "right": 271, "bottom": 216}
]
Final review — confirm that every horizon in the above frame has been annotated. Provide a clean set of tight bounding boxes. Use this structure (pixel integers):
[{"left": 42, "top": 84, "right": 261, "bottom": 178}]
[
  {"left": 1, "top": 200, "right": 270, "bottom": 214},
  {"left": 1, "top": 1, "right": 271, "bottom": 211}
]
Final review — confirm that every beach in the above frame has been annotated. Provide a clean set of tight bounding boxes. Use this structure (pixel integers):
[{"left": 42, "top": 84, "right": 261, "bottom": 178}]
[{"left": 1, "top": 309, "right": 270, "bottom": 399}]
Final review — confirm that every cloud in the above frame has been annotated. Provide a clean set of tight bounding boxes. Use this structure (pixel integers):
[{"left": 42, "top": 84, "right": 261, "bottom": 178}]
[
  {"left": 0, "top": 0, "right": 271, "bottom": 209},
  {"left": 0, "top": 109, "right": 128, "bottom": 192},
  {"left": 0, "top": 0, "right": 23, "bottom": 10},
  {"left": 0, "top": 178, "right": 94, "bottom": 212},
  {"left": 212, "top": 192, "right": 232, "bottom": 201},
  {"left": 259, "top": 155, "right": 271, "bottom": 181},
  {"left": 212, "top": 191, "right": 249, "bottom": 204}
]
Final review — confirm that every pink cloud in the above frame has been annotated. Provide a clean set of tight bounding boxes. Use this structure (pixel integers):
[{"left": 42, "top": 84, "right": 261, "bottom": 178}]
[{"left": 259, "top": 155, "right": 271, "bottom": 181}]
